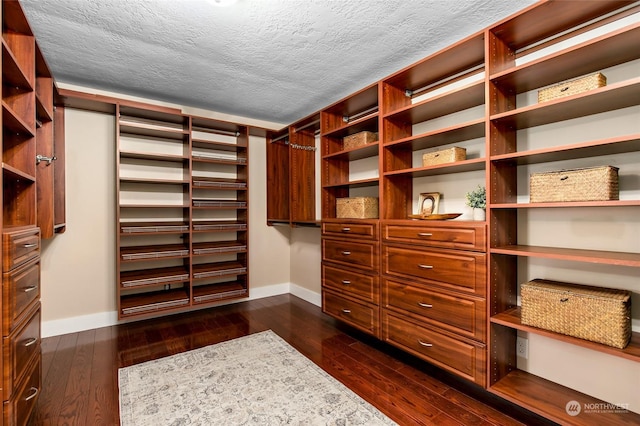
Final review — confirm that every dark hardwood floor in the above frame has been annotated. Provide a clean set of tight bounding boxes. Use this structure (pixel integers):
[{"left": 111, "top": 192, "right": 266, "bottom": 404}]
[{"left": 31, "top": 294, "right": 554, "bottom": 425}]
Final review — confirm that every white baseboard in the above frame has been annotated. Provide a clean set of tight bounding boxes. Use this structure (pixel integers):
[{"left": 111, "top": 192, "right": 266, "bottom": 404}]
[
  {"left": 42, "top": 311, "right": 119, "bottom": 338},
  {"left": 247, "top": 282, "right": 290, "bottom": 300},
  {"left": 289, "top": 283, "right": 321, "bottom": 307},
  {"left": 41, "top": 282, "right": 314, "bottom": 338}
]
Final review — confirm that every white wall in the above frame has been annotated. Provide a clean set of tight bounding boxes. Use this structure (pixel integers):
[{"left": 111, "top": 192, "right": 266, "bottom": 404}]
[
  {"left": 289, "top": 227, "right": 322, "bottom": 305},
  {"left": 40, "top": 109, "right": 117, "bottom": 330}
]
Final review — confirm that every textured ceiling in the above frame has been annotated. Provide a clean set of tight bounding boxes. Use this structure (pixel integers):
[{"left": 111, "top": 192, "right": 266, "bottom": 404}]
[{"left": 21, "top": 0, "right": 536, "bottom": 125}]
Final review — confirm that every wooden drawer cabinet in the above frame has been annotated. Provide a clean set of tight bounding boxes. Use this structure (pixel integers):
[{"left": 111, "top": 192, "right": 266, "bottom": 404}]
[
  {"left": 322, "top": 238, "right": 378, "bottom": 272},
  {"left": 321, "top": 219, "right": 381, "bottom": 338},
  {"left": 2, "top": 227, "right": 42, "bottom": 424},
  {"left": 379, "top": 221, "right": 486, "bottom": 385},
  {"left": 382, "top": 221, "right": 485, "bottom": 252},
  {"left": 383, "top": 279, "right": 485, "bottom": 341},
  {"left": 382, "top": 311, "right": 485, "bottom": 386},
  {"left": 3, "top": 305, "right": 40, "bottom": 399},
  {"left": 3, "top": 259, "right": 40, "bottom": 335},
  {"left": 322, "top": 221, "right": 378, "bottom": 240},
  {"left": 3, "top": 355, "right": 40, "bottom": 426},
  {"left": 323, "top": 290, "right": 379, "bottom": 336},
  {"left": 322, "top": 264, "right": 379, "bottom": 304},
  {"left": 2, "top": 228, "right": 40, "bottom": 273},
  {"left": 383, "top": 245, "right": 485, "bottom": 296}
]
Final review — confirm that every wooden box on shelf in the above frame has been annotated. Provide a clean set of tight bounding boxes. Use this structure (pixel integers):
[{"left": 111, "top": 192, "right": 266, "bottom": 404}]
[
  {"left": 336, "top": 197, "right": 378, "bottom": 219},
  {"left": 538, "top": 72, "right": 606, "bottom": 103},
  {"left": 521, "top": 279, "right": 631, "bottom": 349},
  {"left": 529, "top": 165, "right": 619, "bottom": 202},
  {"left": 343, "top": 131, "right": 378, "bottom": 150},
  {"left": 422, "top": 147, "right": 466, "bottom": 167}
]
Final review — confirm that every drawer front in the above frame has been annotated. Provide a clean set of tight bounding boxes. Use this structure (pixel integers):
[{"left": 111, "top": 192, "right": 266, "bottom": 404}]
[
  {"left": 3, "top": 229, "right": 40, "bottom": 272},
  {"left": 322, "top": 238, "right": 378, "bottom": 272},
  {"left": 322, "top": 264, "right": 379, "bottom": 304},
  {"left": 4, "top": 356, "right": 40, "bottom": 426},
  {"left": 322, "top": 221, "right": 378, "bottom": 240},
  {"left": 3, "top": 259, "right": 40, "bottom": 335},
  {"left": 383, "top": 279, "right": 485, "bottom": 341},
  {"left": 5, "top": 306, "right": 41, "bottom": 397},
  {"left": 382, "top": 311, "right": 485, "bottom": 385},
  {"left": 383, "top": 245, "right": 485, "bottom": 296},
  {"left": 323, "top": 290, "right": 379, "bottom": 337},
  {"left": 383, "top": 223, "right": 485, "bottom": 251}
]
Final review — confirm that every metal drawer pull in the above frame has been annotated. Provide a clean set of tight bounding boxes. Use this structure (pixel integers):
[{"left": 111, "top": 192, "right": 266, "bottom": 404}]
[
  {"left": 418, "top": 302, "right": 433, "bottom": 308},
  {"left": 341, "top": 251, "right": 351, "bottom": 256},
  {"left": 341, "top": 280, "right": 351, "bottom": 285},
  {"left": 23, "top": 243, "right": 37, "bottom": 248},
  {"left": 417, "top": 233, "right": 432, "bottom": 237},
  {"left": 24, "top": 387, "right": 39, "bottom": 401},
  {"left": 24, "top": 286, "right": 38, "bottom": 293},
  {"left": 418, "top": 264, "right": 433, "bottom": 269},
  {"left": 418, "top": 340, "right": 433, "bottom": 347},
  {"left": 342, "top": 227, "right": 351, "bottom": 232},
  {"left": 342, "top": 309, "right": 351, "bottom": 314},
  {"left": 24, "top": 337, "right": 38, "bottom": 347}
]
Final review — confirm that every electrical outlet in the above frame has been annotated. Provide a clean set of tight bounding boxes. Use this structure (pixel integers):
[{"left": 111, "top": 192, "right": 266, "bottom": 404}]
[{"left": 516, "top": 336, "right": 529, "bottom": 359}]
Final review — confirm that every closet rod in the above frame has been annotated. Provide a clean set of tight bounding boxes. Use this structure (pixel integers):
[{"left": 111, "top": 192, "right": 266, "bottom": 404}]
[
  {"left": 343, "top": 106, "right": 378, "bottom": 123},
  {"left": 293, "top": 119, "right": 320, "bottom": 133},
  {"left": 405, "top": 64, "right": 483, "bottom": 98},
  {"left": 270, "top": 133, "right": 289, "bottom": 143},
  {"left": 193, "top": 127, "right": 240, "bottom": 137}
]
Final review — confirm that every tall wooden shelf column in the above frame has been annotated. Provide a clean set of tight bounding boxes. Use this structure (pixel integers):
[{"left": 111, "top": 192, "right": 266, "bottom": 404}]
[
  {"left": 266, "top": 127, "right": 289, "bottom": 225},
  {"left": 266, "top": 112, "right": 320, "bottom": 227},
  {"left": 319, "top": 83, "right": 382, "bottom": 337},
  {"left": 190, "top": 116, "right": 249, "bottom": 306},
  {"left": 0, "top": 0, "right": 67, "bottom": 422},
  {"left": 485, "top": 2, "right": 640, "bottom": 424},
  {"left": 320, "top": 83, "right": 380, "bottom": 220},
  {"left": 116, "top": 104, "right": 191, "bottom": 319},
  {"left": 35, "top": 43, "right": 65, "bottom": 238}
]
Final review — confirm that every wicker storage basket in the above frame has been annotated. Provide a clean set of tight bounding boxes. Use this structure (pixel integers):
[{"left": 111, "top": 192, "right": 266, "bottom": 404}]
[
  {"left": 521, "top": 279, "right": 631, "bottom": 348},
  {"left": 530, "top": 166, "right": 619, "bottom": 203},
  {"left": 538, "top": 72, "right": 606, "bottom": 103},
  {"left": 422, "top": 147, "right": 466, "bottom": 166},
  {"left": 336, "top": 197, "right": 378, "bottom": 219},
  {"left": 343, "top": 131, "right": 378, "bottom": 150}
]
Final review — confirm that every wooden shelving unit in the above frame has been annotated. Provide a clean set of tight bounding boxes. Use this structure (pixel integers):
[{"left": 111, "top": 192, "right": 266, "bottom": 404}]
[
  {"left": 116, "top": 104, "right": 191, "bottom": 319},
  {"left": 380, "top": 32, "right": 486, "bottom": 221},
  {"left": 116, "top": 105, "right": 250, "bottom": 320},
  {"left": 313, "top": 1, "right": 640, "bottom": 424},
  {"left": 0, "top": 0, "right": 65, "bottom": 422},
  {"left": 289, "top": 113, "right": 320, "bottom": 225},
  {"left": 266, "top": 112, "right": 320, "bottom": 226},
  {"left": 320, "top": 83, "right": 380, "bottom": 220},
  {"left": 34, "top": 42, "right": 65, "bottom": 238},
  {"left": 266, "top": 127, "right": 289, "bottom": 225},
  {"left": 485, "top": 2, "right": 640, "bottom": 424},
  {"left": 3, "top": 0, "right": 36, "bottom": 230},
  {"left": 318, "top": 84, "right": 382, "bottom": 339},
  {"left": 190, "top": 116, "right": 249, "bottom": 306}
]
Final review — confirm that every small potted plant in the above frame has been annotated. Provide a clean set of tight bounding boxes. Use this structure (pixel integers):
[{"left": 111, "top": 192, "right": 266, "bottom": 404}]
[{"left": 465, "top": 185, "right": 486, "bottom": 221}]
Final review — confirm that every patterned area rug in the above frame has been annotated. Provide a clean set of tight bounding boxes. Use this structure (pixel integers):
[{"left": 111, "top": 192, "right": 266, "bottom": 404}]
[{"left": 119, "top": 330, "right": 396, "bottom": 425}]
